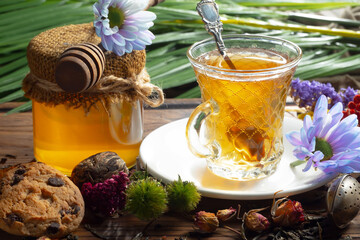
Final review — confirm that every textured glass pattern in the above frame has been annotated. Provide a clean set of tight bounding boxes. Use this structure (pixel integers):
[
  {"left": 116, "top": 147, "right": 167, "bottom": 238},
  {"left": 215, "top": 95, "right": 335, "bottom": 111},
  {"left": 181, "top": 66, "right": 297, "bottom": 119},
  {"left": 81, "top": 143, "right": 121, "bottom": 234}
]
[{"left": 192, "top": 48, "right": 295, "bottom": 180}]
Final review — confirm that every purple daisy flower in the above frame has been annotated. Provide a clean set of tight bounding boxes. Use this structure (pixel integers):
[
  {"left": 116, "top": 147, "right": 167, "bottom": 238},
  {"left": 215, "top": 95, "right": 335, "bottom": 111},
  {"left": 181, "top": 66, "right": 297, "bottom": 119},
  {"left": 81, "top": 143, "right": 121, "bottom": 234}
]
[
  {"left": 93, "top": 0, "right": 156, "bottom": 56},
  {"left": 286, "top": 95, "right": 360, "bottom": 174}
]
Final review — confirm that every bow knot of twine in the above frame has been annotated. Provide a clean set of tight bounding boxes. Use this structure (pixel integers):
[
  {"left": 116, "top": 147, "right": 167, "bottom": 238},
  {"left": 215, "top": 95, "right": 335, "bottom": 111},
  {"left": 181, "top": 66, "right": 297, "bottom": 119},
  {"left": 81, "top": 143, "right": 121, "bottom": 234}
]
[
  {"left": 26, "top": 69, "right": 164, "bottom": 108},
  {"left": 93, "top": 69, "right": 164, "bottom": 107}
]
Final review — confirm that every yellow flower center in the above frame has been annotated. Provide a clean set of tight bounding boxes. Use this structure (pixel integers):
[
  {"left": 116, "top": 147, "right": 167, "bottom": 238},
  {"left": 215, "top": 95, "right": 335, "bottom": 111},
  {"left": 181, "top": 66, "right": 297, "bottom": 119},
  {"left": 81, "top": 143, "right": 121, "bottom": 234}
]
[{"left": 108, "top": 6, "right": 125, "bottom": 28}]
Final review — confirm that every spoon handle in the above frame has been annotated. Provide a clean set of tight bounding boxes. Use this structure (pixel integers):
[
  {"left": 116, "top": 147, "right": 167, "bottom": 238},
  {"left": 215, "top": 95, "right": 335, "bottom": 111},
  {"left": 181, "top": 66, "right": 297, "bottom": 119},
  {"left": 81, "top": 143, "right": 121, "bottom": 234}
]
[{"left": 196, "top": 0, "right": 236, "bottom": 69}]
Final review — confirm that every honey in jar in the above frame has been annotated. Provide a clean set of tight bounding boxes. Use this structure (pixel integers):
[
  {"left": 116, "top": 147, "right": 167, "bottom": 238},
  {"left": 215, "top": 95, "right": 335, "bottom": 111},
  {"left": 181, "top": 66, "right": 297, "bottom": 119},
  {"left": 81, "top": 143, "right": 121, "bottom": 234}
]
[{"left": 32, "top": 100, "right": 143, "bottom": 175}]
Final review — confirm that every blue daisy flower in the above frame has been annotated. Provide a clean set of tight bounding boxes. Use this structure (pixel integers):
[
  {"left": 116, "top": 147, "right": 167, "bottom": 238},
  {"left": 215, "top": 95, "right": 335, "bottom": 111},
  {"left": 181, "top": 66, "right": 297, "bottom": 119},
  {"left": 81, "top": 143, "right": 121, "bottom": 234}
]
[
  {"left": 93, "top": 0, "right": 156, "bottom": 56},
  {"left": 286, "top": 95, "right": 360, "bottom": 174}
]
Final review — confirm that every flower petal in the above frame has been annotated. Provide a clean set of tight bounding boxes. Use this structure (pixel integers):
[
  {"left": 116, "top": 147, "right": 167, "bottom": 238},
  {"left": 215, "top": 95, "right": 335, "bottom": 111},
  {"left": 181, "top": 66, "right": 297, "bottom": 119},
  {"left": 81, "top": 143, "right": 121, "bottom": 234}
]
[
  {"left": 331, "top": 131, "right": 360, "bottom": 150},
  {"left": 293, "top": 146, "right": 313, "bottom": 160},
  {"left": 113, "top": 45, "right": 125, "bottom": 56},
  {"left": 124, "top": 41, "right": 133, "bottom": 53},
  {"left": 131, "top": 40, "right": 146, "bottom": 50},
  {"left": 313, "top": 95, "right": 328, "bottom": 123},
  {"left": 318, "top": 159, "right": 360, "bottom": 174},
  {"left": 348, "top": 134, "right": 360, "bottom": 150},
  {"left": 112, "top": 33, "right": 125, "bottom": 46},
  {"left": 303, "top": 151, "right": 324, "bottom": 172},
  {"left": 129, "top": 11, "right": 157, "bottom": 22},
  {"left": 125, "top": 0, "right": 149, "bottom": 15},
  {"left": 122, "top": 24, "right": 138, "bottom": 32},
  {"left": 303, "top": 115, "right": 313, "bottom": 133},
  {"left": 118, "top": 29, "right": 137, "bottom": 40},
  {"left": 300, "top": 128, "right": 310, "bottom": 147},
  {"left": 134, "top": 31, "right": 153, "bottom": 45},
  {"left": 327, "top": 114, "right": 358, "bottom": 144},
  {"left": 101, "top": 35, "right": 114, "bottom": 51},
  {"left": 93, "top": 3, "right": 101, "bottom": 17},
  {"left": 285, "top": 131, "right": 302, "bottom": 146},
  {"left": 332, "top": 150, "right": 360, "bottom": 160}
]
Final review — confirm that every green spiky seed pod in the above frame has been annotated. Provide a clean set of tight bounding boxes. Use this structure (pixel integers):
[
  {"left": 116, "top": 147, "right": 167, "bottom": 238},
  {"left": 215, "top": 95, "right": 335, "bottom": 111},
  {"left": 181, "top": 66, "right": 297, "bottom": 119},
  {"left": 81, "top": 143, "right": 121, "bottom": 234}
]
[
  {"left": 167, "top": 176, "right": 201, "bottom": 213},
  {"left": 125, "top": 178, "right": 168, "bottom": 220}
]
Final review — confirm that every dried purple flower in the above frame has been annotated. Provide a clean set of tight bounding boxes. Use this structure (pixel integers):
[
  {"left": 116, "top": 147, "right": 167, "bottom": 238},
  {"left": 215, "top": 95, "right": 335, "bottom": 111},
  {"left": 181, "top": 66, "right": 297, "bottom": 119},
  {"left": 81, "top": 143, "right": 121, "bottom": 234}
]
[
  {"left": 81, "top": 172, "right": 129, "bottom": 216},
  {"left": 290, "top": 78, "right": 342, "bottom": 110},
  {"left": 339, "top": 86, "right": 358, "bottom": 108}
]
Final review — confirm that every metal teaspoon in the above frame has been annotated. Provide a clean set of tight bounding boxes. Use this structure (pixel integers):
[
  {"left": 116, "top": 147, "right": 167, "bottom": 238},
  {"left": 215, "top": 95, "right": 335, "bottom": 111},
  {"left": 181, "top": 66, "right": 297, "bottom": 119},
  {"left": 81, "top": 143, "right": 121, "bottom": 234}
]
[{"left": 196, "top": 0, "right": 236, "bottom": 69}]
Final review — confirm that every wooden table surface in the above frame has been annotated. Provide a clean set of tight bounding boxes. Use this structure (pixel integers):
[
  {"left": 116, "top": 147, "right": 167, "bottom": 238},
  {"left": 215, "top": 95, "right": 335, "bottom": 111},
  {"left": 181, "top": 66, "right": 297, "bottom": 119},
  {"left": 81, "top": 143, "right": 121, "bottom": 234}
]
[{"left": 0, "top": 99, "right": 360, "bottom": 240}]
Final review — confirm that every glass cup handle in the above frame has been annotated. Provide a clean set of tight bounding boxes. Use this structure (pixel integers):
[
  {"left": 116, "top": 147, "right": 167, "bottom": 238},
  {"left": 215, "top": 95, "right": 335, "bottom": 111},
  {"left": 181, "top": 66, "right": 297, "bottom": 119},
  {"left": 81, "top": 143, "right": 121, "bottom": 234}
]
[{"left": 186, "top": 99, "right": 219, "bottom": 159}]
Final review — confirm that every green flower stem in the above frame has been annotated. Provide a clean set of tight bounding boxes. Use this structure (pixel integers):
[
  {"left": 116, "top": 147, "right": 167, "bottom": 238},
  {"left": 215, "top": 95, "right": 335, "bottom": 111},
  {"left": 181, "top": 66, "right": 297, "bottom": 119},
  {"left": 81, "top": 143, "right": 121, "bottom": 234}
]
[{"left": 290, "top": 160, "right": 306, "bottom": 168}]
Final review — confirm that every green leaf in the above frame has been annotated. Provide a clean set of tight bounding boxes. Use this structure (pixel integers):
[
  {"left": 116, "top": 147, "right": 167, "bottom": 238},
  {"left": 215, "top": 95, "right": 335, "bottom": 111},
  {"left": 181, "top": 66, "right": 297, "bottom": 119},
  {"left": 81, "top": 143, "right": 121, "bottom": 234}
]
[
  {"left": 153, "top": 31, "right": 209, "bottom": 44},
  {"left": 0, "top": 52, "right": 25, "bottom": 65},
  {"left": 0, "top": 42, "right": 29, "bottom": 54},
  {"left": 5, "top": 101, "right": 32, "bottom": 115},
  {"left": 296, "top": 54, "right": 360, "bottom": 79},
  {"left": 147, "top": 43, "right": 176, "bottom": 58},
  {"left": 0, "top": 0, "right": 25, "bottom": 7},
  {"left": 0, "top": 80, "right": 22, "bottom": 93},
  {"left": 0, "top": 57, "right": 27, "bottom": 77},
  {"left": 176, "top": 86, "right": 201, "bottom": 98},
  {"left": 1, "top": 14, "right": 92, "bottom": 37},
  {"left": 0, "top": 89, "right": 24, "bottom": 104},
  {"left": 0, "top": 0, "right": 44, "bottom": 13},
  {"left": 152, "top": 68, "right": 195, "bottom": 89},
  {"left": 0, "top": 67, "right": 29, "bottom": 87},
  {"left": 150, "top": 58, "right": 190, "bottom": 80}
]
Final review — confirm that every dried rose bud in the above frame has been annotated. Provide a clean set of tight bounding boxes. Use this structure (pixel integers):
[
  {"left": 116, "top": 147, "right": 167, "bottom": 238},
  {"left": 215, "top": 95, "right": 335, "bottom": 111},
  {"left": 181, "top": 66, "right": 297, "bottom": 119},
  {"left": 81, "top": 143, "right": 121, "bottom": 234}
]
[
  {"left": 194, "top": 211, "right": 219, "bottom": 233},
  {"left": 216, "top": 207, "right": 237, "bottom": 222},
  {"left": 243, "top": 208, "right": 270, "bottom": 232},
  {"left": 271, "top": 198, "right": 305, "bottom": 227}
]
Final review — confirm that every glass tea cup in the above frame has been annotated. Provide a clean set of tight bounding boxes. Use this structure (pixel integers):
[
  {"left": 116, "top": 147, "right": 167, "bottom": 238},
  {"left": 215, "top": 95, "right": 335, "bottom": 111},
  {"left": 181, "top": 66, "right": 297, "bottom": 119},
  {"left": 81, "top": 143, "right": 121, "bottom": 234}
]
[{"left": 186, "top": 34, "right": 302, "bottom": 181}]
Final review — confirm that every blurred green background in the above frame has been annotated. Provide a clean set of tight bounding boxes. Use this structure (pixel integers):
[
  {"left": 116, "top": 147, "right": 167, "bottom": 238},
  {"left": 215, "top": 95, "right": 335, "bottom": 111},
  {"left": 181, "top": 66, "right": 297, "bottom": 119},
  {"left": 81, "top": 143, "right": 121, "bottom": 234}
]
[{"left": 1, "top": 0, "right": 360, "bottom": 113}]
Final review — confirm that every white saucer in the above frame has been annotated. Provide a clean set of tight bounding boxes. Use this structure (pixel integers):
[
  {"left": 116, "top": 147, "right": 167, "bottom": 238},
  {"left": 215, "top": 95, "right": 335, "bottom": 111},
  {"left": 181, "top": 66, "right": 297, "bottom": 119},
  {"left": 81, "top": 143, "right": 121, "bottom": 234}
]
[{"left": 139, "top": 117, "right": 336, "bottom": 200}]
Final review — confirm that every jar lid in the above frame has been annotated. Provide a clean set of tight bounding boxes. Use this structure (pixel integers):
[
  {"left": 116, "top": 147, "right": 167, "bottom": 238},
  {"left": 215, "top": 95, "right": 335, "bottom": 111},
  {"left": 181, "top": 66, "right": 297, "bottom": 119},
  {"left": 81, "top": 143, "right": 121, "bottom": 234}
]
[
  {"left": 26, "top": 23, "right": 145, "bottom": 84},
  {"left": 23, "top": 23, "right": 163, "bottom": 112}
]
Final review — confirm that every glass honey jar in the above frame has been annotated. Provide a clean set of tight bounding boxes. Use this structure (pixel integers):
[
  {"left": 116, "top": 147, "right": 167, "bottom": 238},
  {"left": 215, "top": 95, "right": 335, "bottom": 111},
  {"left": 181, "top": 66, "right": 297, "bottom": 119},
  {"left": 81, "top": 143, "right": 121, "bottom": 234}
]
[
  {"left": 23, "top": 23, "right": 163, "bottom": 175},
  {"left": 32, "top": 100, "right": 143, "bottom": 175}
]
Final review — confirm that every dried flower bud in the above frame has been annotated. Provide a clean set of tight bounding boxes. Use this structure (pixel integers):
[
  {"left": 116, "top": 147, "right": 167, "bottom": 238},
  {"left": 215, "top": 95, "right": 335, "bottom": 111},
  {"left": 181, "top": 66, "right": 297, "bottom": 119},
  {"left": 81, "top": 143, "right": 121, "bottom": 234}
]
[
  {"left": 271, "top": 198, "right": 305, "bottom": 227},
  {"left": 243, "top": 208, "right": 270, "bottom": 232},
  {"left": 194, "top": 211, "right": 219, "bottom": 233},
  {"left": 216, "top": 207, "right": 236, "bottom": 222}
]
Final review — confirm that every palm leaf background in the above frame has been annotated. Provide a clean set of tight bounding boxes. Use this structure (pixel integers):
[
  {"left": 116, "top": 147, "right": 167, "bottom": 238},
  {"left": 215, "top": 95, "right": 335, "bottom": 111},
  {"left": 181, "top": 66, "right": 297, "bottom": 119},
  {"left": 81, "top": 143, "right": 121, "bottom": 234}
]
[{"left": 1, "top": 0, "right": 360, "bottom": 113}]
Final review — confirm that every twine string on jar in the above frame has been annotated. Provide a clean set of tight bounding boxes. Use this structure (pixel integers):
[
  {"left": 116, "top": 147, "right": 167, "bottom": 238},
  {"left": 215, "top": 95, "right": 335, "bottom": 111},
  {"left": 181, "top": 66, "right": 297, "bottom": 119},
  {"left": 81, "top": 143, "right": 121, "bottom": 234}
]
[{"left": 23, "top": 68, "right": 164, "bottom": 113}]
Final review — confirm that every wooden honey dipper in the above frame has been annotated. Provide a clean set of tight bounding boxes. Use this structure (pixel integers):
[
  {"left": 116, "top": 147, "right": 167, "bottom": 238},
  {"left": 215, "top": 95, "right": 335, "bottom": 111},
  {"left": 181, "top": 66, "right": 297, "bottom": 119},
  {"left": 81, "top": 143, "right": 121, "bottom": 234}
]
[{"left": 55, "top": 43, "right": 105, "bottom": 93}]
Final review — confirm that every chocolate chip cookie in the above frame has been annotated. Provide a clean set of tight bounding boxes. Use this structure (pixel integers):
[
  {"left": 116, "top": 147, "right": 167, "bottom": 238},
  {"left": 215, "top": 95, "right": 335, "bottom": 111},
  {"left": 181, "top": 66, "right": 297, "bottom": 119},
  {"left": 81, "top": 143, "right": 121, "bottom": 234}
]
[{"left": 0, "top": 162, "right": 84, "bottom": 238}]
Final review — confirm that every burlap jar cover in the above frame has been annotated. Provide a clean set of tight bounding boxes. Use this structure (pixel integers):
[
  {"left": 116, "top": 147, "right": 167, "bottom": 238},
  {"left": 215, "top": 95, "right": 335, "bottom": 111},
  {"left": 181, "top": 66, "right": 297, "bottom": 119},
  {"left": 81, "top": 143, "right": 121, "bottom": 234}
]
[{"left": 23, "top": 23, "right": 164, "bottom": 113}]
